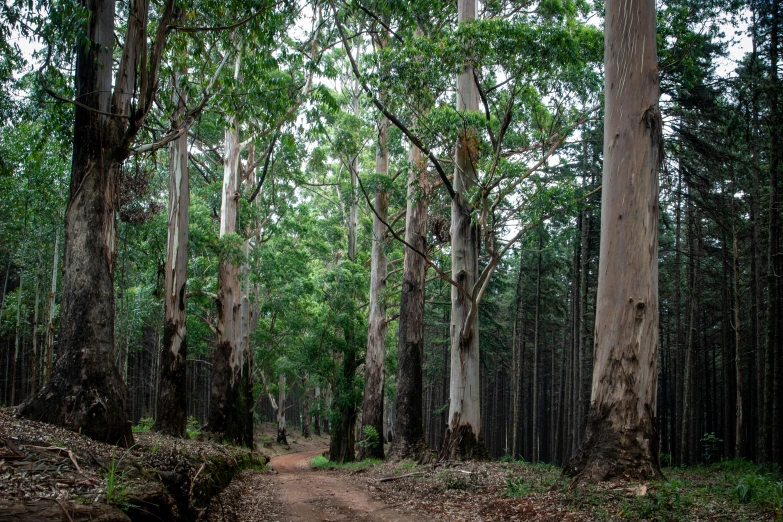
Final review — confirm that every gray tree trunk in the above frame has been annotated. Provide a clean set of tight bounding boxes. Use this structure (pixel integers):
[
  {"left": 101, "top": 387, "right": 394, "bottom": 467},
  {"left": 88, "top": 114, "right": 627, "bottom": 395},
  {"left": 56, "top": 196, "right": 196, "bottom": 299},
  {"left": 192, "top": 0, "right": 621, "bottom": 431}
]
[
  {"left": 360, "top": 116, "right": 389, "bottom": 460},
  {"left": 565, "top": 0, "right": 663, "bottom": 482},
  {"left": 207, "top": 110, "right": 253, "bottom": 447},
  {"left": 387, "top": 141, "right": 429, "bottom": 461},
  {"left": 154, "top": 80, "right": 189, "bottom": 437},
  {"left": 440, "top": 0, "right": 486, "bottom": 461},
  {"left": 45, "top": 221, "right": 60, "bottom": 382}
]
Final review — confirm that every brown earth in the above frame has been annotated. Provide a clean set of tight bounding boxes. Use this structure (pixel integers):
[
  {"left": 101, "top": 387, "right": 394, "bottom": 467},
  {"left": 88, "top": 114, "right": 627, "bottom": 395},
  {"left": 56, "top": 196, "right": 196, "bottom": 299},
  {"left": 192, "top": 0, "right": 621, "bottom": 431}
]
[{"left": 206, "top": 447, "right": 422, "bottom": 522}]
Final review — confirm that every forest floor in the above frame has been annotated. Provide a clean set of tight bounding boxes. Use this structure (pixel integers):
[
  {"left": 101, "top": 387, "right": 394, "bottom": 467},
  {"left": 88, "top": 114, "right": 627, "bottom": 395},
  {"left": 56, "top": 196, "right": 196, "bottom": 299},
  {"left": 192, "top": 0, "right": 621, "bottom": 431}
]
[
  {"left": 0, "top": 408, "right": 266, "bottom": 521},
  {"left": 2, "top": 410, "right": 779, "bottom": 522},
  {"left": 208, "top": 444, "right": 783, "bottom": 521}
]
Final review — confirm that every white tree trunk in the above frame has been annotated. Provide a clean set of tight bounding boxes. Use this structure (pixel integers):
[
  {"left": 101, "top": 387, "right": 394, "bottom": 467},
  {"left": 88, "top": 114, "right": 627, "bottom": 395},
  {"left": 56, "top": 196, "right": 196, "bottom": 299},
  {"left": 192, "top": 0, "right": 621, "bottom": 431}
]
[
  {"left": 155, "top": 80, "right": 189, "bottom": 437},
  {"left": 207, "top": 84, "right": 253, "bottom": 445},
  {"left": 441, "top": 0, "right": 485, "bottom": 460},
  {"left": 360, "top": 116, "right": 389, "bottom": 459},
  {"left": 277, "top": 373, "right": 287, "bottom": 444}
]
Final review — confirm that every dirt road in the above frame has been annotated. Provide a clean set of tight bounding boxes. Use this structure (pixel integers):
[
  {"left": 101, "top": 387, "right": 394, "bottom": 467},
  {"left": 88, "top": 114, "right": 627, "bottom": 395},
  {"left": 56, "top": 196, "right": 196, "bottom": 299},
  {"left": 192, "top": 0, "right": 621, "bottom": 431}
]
[
  {"left": 269, "top": 450, "right": 419, "bottom": 522},
  {"left": 207, "top": 448, "right": 421, "bottom": 521}
]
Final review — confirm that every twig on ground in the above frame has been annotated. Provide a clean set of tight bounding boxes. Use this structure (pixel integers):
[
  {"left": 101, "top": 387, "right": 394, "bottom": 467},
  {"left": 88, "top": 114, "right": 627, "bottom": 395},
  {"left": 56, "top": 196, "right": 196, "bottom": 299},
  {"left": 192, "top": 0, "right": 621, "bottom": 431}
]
[{"left": 378, "top": 471, "right": 425, "bottom": 483}]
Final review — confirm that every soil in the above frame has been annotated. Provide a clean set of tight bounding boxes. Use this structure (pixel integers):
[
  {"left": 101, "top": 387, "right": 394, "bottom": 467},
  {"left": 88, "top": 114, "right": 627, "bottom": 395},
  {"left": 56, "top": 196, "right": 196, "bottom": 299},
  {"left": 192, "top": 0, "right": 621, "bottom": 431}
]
[{"left": 206, "top": 447, "right": 422, "bottom": 522}]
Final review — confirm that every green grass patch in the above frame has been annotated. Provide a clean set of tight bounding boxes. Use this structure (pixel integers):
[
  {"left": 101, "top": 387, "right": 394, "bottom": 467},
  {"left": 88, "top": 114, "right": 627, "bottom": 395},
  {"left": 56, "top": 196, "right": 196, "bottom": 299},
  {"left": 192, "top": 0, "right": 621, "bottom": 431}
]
[{"left": 310, "top": 455, "right": 381, "bottom": 470}]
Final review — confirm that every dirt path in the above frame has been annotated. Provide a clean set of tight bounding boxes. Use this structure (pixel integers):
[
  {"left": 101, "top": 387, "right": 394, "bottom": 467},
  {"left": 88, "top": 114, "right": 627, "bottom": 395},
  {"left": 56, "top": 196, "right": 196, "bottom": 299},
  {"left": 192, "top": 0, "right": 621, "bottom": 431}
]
[
  {"left": 269, "top": 450, "right": 419, "bottom": 522},
  {"left": 206, "top": 448, "right": 422, "bottom": 522}
]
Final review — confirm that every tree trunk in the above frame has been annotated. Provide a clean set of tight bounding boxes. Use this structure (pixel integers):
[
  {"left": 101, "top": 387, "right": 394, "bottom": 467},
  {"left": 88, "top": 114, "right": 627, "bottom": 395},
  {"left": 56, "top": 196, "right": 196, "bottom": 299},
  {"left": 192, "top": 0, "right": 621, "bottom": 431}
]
[
  {"left": 680, "top": 209, "right": 696, "bottom": 465},
  {"left": 565, "top": 0, "right": 662, "bottom": 482},
  {"left": 733, "top": 218, "right": 743, "bottom": 457},
  {"left": 532, "top": 235, "right": 542, "bottom": 462},
  {"left": 277, "top": 373, "right": 288, "bottom": 445},
  {"left": 314, "top": 385, "right": 322, "bottom": 436},
  {"left": 511, "top": 251, "right": 524, "bottom": 459},
  {"left": 45, "top": 220, "right": 60, "bottom": 382},
  {"left": 329, "top": 348, "right": 358, "bottom": 462},
  {"left": 387, "top": 140, "right": 429, "bottom": 461},
  {"left": 154, "top": 81, "right": 189, "bottom": 438},
  {"left": 440, "top": 0, "right": 486, "bottom": 461},
  {"left": 18, "top": 45, "right": 135, "bottom": 438},
  {"left": 360, "top": 116, "right": 389, "bottom": 460},
  {"left": 207, "top": 114, "right": 253, "bottom": 448},
  {"left": 10, "top": 251, "right": 25, "bottom": 406},
  {"left": 302, "top": 374, "right": 311, "bottom": 438},
  {"left": 19, "top": 0, "right": 175, "bottom": 446},
  {"left": 30, "top": 243, "right": 42, "bottom": 396},
  {"left": 348, "top": 86, "right": 360, "bottom": 264}
]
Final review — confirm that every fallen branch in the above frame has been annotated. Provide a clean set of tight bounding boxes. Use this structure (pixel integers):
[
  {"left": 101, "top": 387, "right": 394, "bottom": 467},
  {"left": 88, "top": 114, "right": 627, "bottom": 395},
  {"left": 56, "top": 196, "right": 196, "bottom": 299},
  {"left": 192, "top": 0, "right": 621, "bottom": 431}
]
[
  {"left": 378, "top": 471, "right": 425, "bottom": 482},
  {"left": 30, "top": 446, "right": 82, "bottom": 474},
  {"left": 189, "top": 462, "right": 207, "bottom": 498}
]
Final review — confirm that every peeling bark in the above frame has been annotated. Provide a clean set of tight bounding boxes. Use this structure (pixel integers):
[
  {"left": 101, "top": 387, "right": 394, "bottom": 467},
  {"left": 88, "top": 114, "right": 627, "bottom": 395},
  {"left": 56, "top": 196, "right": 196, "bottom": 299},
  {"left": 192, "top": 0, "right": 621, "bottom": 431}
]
[
  {"left": 440, "top": 0, "right": 487, "bottom": 461},
  {"left": 277, "top": 373, "right": 288, "bottom": 445},
  {"left": 302, "top": 374, "right": 311, "bottom": 438},
  {"left": 360, "top": 116, "right": 389, "bottom": 460},
  {"left": 565, "top": 0, "right": 663, "bottom": 483},
  {"left": 207, "top": 113, "right": 253, "bottom": 448},
  {"left": 387, "top": 141, "right": 429, "bottom": 462},
  {"left": 154, "top": 79, "right": 190, "bottom": 438}
]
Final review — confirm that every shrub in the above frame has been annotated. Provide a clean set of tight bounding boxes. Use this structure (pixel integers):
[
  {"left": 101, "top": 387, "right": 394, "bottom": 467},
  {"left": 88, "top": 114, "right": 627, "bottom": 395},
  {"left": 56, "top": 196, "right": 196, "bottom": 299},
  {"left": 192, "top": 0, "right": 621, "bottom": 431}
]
[
  {"left": 700, "top": 432, "right": 722, "bottom": 464},
  {"left": 132, "top": 417, "right": 154, "bottom": 433},
  {"left": 502, "top": 477, "right": 529, "bottom": 498},
  {"left": 357, "top": 425, "right": 379, "bottom": 452}
]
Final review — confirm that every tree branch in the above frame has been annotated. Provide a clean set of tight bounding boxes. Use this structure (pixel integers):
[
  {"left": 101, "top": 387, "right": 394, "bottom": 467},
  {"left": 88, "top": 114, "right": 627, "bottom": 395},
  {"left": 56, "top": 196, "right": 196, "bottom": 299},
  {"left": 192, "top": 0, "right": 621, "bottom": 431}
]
[{"left": 333, "top": 8, "right": 456, "bottom": 199}]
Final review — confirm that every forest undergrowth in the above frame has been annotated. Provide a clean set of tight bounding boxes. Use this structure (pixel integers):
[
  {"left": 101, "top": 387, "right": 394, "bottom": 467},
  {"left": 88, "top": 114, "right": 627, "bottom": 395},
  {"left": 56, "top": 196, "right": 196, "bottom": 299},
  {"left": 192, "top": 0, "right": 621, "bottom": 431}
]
[{"left": 329, "top": 453, "right": 783, "bottom": 521}]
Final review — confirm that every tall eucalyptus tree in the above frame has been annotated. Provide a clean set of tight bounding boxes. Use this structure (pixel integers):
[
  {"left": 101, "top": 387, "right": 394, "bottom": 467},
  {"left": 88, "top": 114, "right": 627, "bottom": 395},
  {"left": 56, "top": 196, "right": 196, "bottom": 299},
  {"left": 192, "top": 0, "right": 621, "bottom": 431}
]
[
  {"left": 565, "top": 0, "right": 664, "bottom": 482},
  {"left": 20, "top": 0, "right": 178, "bottom": 445}
]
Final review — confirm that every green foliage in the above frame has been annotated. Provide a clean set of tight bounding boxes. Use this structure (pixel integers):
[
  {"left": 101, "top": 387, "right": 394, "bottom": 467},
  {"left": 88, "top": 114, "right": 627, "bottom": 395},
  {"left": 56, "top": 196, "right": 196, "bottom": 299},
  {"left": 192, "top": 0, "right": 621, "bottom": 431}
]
[
  {"left": 616, "top": 480, "right": 689, "bottom": 520},
  {"left": 700, "top": 432, "right": 723, "bottom": 464},
  {"left": 502, "top": 477, "right": 529, "bottom": 498},
  {"left": 397, "top": 461, "right": 417, "bottom": 472},
  {"left": 187, "top": 416, "right": 201, "bottom": 438},
  {"left": 734, "top": 473, "right": 783, "bottom": 509},
  {"left": 132, "top": 417, "right": 154, "bottom": 433},
  {"left": 660, "top": 452, "right": 673, "bottom": 467},
  {"left": 310, "top": 455, "right": 381, "bottom": 470},
  {"left": 357, "top": 425, "right": 379, "bottom": 451},
  {"left": 104, "top": 445, "right": 138, "bottom": 508}
]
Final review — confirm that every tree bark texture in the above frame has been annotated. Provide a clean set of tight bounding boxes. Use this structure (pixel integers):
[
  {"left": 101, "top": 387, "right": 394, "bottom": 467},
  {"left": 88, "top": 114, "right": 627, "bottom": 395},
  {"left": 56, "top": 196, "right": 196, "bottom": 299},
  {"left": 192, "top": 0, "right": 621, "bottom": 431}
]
[
  {"left": 440, "top": 0, "right": 487, "bottom": 461},
  {"left": 277, "top": 373, "right": 288, "bottom": 445},
  {"left": 329, "top": 349, "right": 358, "bottom": 462},
  {"left": 207, "top": 117, "right": 253, "bottom": 447},
  {"left": 45, "top": 221, "right": 59, "bottom": 382},
  {"left": 565, "top": 0, "right": 663, "bottom": 482},
  {"left": 302, "top": 374, "right": 311, "bottom": 438},
  {"left": 154, "top": 83, "right": 189, "bottom": 438},
  {"left": 388, "top": 142, "right": 429, "bottom": 462},
  {"left": 17, "top": 0, "right": 160, "bottom": 444},
  {"left": 359, "top": 117, "right": 389, "bottom": 460}
]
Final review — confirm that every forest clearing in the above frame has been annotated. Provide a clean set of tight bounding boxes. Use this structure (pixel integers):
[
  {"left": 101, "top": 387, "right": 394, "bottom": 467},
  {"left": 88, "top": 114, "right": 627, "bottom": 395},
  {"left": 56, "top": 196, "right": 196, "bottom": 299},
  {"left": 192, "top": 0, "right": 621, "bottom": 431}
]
[{"left": 2, "top": 0, "right": 783, "bottom": 519}]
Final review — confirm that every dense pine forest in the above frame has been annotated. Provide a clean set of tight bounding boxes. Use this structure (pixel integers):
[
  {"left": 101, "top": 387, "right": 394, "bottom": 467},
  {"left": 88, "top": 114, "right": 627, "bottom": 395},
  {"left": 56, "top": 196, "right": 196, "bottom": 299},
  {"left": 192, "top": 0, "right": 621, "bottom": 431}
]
[{"left": 2, "top": 0, "right": 783, "bottom": 509}]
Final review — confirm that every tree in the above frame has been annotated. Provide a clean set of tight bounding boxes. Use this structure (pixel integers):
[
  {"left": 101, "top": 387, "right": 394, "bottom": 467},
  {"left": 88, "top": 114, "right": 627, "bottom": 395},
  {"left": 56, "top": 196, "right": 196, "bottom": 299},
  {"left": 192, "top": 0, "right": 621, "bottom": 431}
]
[
  {"left": 359, "top": 114, "right": 389, "bottom": 460},
  {"left": 154, "top": 72, "right": 190, "bottom": 437},
  {"left": 440, "top": 0, "right": 485, "bottom": 461},
  {"left": 565, "top": 0, "right": 664, "bottom": 482},
  {"left": 19, "top": 0, "right": 177, "bottom": 445}
]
